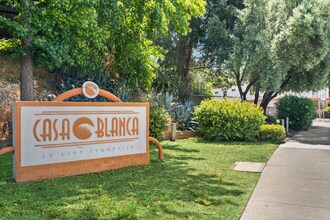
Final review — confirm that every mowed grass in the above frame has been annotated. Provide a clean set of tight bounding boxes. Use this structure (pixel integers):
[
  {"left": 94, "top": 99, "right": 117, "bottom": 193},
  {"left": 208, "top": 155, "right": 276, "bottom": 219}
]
[{"left": 0, "top": 138, "right": 277, "bottom": 220}]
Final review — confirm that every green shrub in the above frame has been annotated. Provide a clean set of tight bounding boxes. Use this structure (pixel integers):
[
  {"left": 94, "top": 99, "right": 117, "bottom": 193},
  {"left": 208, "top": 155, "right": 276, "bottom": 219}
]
[
  {"left": 324, "top": 106, "right": 330, "bottom": 118},
  {"left": 194, "top": 99, "right": 266, "bottom": 141},
  {"left": 149, "top": 104, "right": 171, "bottom": 140},
  {"left": 276, "top": 96, "right": 316, "bottom": 130},
  {"left": 258, "top": 124, "right": 286, "bottom": 143}
]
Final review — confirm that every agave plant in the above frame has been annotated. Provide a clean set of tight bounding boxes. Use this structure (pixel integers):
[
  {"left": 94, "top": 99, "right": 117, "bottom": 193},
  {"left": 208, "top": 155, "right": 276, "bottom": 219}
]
[
  {"left": 148, "top": 92, "right": 199, "bottom": 131},
  {"left": 157, "top": 91, "right": 177, "bottom": 112},
  {"left": 169, "top": 100, "right": 199, "bottom": 131}
]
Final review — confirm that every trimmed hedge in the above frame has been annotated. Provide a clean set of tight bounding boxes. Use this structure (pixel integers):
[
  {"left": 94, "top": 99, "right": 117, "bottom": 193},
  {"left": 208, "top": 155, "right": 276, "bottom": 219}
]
[
  {"left": 149, "top": 105, "right": 171, "bottom": 140},
  {"left": 195, "top": 99, "right": 266, "bottom": 141},
  {"left": 276, "top": 96, "right": 316, "bottom": 130},
  {"left": 258, "top": 124, "right": 286, "bottom": 143}
]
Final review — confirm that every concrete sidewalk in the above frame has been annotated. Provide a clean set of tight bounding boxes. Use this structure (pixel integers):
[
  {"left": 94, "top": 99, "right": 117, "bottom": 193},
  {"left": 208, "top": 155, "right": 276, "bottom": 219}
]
[{"left": 241, "top": 121, "right": 330, "bottom": 220}]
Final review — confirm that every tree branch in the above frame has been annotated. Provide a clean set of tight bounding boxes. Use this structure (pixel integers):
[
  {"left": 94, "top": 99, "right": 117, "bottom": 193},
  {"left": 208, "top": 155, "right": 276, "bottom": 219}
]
[
  {"left": 239, "top": 46, "right": 256, "bottom": 82},
  {"left": 243, "top": 78, "right": 257, "bottom": 96},
  {"left": 272, "top": 71, "right": 294, "bottom": 98}
]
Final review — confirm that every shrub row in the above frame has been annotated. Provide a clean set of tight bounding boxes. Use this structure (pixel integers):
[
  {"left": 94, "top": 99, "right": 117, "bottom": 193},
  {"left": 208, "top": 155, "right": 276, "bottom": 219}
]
[
  {"left": 150, "top": 99, "right": 287, "bottom": 143},
  {"left": 194, "top": 99, "right": 266, "bottom": 141}
]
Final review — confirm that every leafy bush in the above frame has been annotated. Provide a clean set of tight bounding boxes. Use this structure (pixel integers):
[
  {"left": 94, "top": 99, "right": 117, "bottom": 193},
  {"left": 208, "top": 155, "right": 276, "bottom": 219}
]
[
  {"left": 258, "top": 124, "right": 286, "bottom": 143},
  {"left": 195, "top": 99, "right": 266, "bottom": 141},
  {"left": 324, "top": 106, "right": 330, "bottom": 118},
  {"left": 276, "top": 96, "right": 316, "bottom": 130},
  {"left": 149, "top": 104, "right": 171, "bottom": 140}
]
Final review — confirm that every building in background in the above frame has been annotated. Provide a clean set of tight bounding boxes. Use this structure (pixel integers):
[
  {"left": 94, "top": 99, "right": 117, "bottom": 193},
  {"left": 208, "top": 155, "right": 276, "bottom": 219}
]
[{"left": 212, "top": 86, "right": 330, "bottom": 117}]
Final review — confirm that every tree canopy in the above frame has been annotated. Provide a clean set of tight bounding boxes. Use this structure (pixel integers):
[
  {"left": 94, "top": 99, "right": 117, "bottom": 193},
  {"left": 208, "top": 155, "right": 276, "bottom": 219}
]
[
  {"left": 1, "top": 0, "right": 329, "bottom": 106},
  {"left": 205, "top": 0, "right": 330, "bottom": 110},
  {"left": 0, "top": 0, "right": 205, "bottom": 100}
]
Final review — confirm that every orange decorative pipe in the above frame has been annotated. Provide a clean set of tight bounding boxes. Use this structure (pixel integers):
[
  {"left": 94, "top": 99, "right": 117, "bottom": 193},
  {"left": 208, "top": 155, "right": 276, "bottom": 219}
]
[
  {"left": 99, "top": 90, "right": 122, "bottom": 102},
  {"left": 54, "top": 88, "right": 82, "bottom": 101},
  {"left": 149, "top": 137, "right": 163, "bottom": 161},
  {"left": 0, "top": 146, "right": 14, "bottom": 156},
  {"left": 54, "top": 88, "right": 122, "bottom": 102}
]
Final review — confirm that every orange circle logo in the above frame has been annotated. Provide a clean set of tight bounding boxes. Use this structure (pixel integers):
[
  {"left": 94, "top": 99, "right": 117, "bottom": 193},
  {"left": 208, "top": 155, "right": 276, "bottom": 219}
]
[
  {"left": 82, "top": 81, "right": 99, "bottom": 99},
  {"left": 73, "top": 117, "right": 94, "bottom": 140}
]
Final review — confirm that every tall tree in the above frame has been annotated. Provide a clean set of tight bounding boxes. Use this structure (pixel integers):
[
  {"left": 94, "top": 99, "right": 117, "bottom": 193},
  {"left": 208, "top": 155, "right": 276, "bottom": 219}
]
[
  {"left": 153, "top": 16, "right": 206, "bottom": 100},
  {"left": 205, "top": 0, "right": 268, "bottom": 101},
  {"left": 154, "top": 0, "right": 236, "bottom": 100},
  {"left": 1, "top": 0, "right": 205, "bottom": 98},
  {"left": 259, "top": 0, "right": 330, "bottom": 110},
  {"left": 205, "top": 0, "right": 330, "bottom": 112}
]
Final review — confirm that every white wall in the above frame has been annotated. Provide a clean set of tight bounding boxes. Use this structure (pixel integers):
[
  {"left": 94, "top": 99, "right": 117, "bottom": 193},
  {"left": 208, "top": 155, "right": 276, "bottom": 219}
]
[
  {"left": 212, "top": 86, "right": 329, "bottom": 101},
  {"left": 212, "top": 86, "right": 329, "bottom": 117}
]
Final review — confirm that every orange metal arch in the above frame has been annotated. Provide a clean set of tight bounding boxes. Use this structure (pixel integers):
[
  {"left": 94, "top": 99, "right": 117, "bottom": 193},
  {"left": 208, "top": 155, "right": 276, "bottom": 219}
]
[
  {"left": 0, "top": 147, "right": 14, "bottom": 156},
  {"left": 149, "top": 137, "right": 163, "bottom": 161},
  {"left": 54, "top": 88, "right": 122, "bottom": 102}
]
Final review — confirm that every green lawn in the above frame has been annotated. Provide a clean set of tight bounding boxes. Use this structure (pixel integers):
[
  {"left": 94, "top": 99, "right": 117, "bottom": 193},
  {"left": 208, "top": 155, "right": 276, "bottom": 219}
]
[{"left": 0, "top": 138, "right": 277, "bottom": 220}]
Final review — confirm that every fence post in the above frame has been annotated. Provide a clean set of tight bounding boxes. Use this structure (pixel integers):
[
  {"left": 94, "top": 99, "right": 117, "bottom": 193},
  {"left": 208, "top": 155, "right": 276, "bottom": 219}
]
[
  {"left": 170, "top": 123, "right": 176, "bottom": 141},
  {"left": 285, "top": 117, "right": 289, "bottom": 135}
]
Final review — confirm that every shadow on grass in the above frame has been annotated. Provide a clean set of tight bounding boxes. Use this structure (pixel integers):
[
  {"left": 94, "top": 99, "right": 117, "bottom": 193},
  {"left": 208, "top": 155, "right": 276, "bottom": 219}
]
[
  {"left": 164, "top": 144, "right": 201, "bottom": 153},
  {"left": 194, "top": 137, "right": 270, "bottom": 146},
  {"left": 0, "top": 145, "right": 244, "bottom": 219}
]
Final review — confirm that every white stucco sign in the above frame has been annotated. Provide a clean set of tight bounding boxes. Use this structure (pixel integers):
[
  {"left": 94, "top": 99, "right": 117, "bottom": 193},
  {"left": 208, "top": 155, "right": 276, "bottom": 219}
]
[{"left": 13, "top": 102, "right": 150, "bottom": 182}]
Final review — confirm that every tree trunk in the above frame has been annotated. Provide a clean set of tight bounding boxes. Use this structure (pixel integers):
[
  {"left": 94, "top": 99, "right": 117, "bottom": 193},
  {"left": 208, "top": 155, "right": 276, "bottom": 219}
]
[
  {"left": 259, "top": 72, "right": 294, "bottom": 113},
  {"left": 20, "top": 0, "right": 34, "bottom": 101},
  {"left": 20, "top": 54, "right": 34, "bottom": 101},
  {"left": 235, "top": 74, "right": 245, "bottom": 101},
  {"left": 177, "top": 35, "right": 193, "bottom": 99},
  {"left": 260, "top": 91, "right": 275, "bottom": 114},
  {"left": 254, "top": 84, "right": 260, "bottom": 105},
  {"left": 241, "top": 92, "right": 247, "bottom": 101}
]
